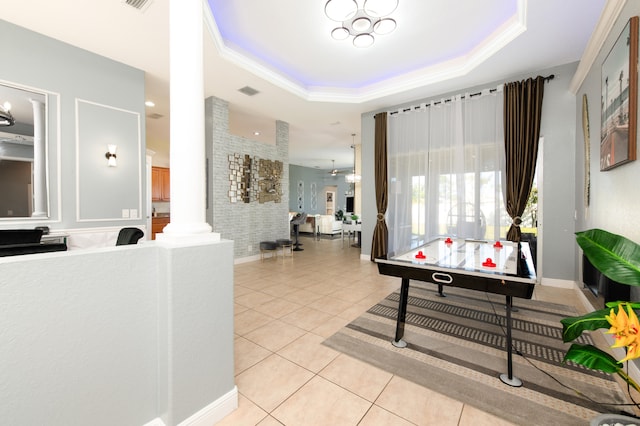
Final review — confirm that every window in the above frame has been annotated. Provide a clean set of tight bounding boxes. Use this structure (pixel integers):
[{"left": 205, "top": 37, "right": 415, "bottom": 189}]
[{"left": 387, "top": 91, "right": 505, "bottom": 255}]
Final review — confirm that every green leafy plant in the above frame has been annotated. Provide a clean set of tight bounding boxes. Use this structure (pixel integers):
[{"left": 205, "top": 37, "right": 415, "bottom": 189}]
[
  {"left": 351, "top": 214, "right": 359, "bottom": 221},
  {"left": 561, "top": 229, "right": 640, "bottom": 392}
]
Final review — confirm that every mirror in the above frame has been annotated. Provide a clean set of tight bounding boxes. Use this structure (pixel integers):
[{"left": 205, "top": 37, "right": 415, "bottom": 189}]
[{"left": 0, "top": 82, "right": 49, "bottom": 219}]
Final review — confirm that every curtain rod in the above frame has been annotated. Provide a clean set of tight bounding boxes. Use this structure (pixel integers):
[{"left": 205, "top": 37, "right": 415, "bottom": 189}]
[{"left": 389, "top": 74, "right": 555, "bottom": 115}]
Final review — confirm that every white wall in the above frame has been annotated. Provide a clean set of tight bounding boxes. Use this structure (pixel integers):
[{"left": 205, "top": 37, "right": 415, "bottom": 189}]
[
  {"left": 0, "top": 240, "right": 235, "bottom": 426},
  {"left": 0, "top": 19, "right": 147, "bottom": 234},
  {"left": 575, "top": 1, "right": 640, "bottom": 296}
]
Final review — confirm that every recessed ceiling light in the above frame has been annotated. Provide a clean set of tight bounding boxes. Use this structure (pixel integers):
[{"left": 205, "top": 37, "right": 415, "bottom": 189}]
[
  {"left": 254, "top": 131, "right": 260, "bottom": 136},
  {"left": 145, "top": 101, "right": 155, "bottom": 107}
]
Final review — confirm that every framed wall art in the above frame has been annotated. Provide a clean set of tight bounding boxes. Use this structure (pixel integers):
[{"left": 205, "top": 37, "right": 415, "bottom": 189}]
[{"left": 600, "top": 16, "right": 638, "bottom": 171}]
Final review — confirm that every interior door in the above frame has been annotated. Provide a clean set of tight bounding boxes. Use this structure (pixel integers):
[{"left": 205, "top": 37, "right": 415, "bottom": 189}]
[{"left": 326, "top": 191, "right": 335, "bottom": 215}]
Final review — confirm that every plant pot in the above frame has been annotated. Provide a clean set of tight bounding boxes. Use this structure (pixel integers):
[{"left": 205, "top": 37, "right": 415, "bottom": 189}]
[{"left": 590, "top": 413, "right": 640, "bottom": 425}]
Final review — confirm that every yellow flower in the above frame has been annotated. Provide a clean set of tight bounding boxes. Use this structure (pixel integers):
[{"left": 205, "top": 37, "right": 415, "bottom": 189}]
[{"left": 606, "top": 303, "right": 640, "bottom": 362}]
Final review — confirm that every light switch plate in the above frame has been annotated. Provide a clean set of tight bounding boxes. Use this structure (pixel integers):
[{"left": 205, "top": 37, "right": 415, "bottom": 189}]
[{"left": 122, "top": 209, "right": 130, "bottom": 218}]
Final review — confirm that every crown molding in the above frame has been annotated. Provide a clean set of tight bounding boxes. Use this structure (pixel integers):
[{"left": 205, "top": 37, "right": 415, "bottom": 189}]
[
  {"left": 203, "top": 0, "right": 526, "bottom": 104},
  {"left": 569, "top": 0, "right": 628, "bottom": 94}
]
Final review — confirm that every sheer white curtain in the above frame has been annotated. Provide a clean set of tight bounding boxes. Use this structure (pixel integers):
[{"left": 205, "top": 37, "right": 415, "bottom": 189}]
[{"left": 387, "top": 89, "right": 505, "bottom": 256}]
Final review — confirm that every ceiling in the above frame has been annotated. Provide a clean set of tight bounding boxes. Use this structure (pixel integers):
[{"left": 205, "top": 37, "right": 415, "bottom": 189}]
[{"left": 0, "top": 0, "right": 606, "bottom": 170}]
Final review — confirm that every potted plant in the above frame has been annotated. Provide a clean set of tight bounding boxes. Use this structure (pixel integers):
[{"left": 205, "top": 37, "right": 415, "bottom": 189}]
[{"left": 561, "top": 229, "right": 640, "bottom": 421}]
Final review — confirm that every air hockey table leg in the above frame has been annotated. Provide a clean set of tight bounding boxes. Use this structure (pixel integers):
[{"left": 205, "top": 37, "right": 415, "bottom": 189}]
[
  {"left": 499, "top": 295, "right": 523, "bottom": 387},
  {"left": 392, "top": 278, "right": 410, "bottom": 348},
  {"left": 437, "top": 283, "right": 446, "bottom": 297}
]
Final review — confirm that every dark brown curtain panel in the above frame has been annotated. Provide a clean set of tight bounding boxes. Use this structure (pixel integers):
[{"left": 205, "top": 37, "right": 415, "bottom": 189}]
[
  {"left": 370, "top": 112, "right": 389, "bottom": 260},
  {"left": 504, "top": 76, "right": 545, "bottom": 242}
]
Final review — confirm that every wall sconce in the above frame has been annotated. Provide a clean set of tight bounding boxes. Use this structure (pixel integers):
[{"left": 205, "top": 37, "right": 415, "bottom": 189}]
[
  {"left": 0, "top": 101, "right": 15, "bottom": 127},
  {"left": 105, "top": 144, "right": 117, "bottom": 167}
]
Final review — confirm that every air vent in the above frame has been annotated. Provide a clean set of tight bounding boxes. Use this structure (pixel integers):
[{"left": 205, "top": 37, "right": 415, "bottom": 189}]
[
  {"left": 122, "top": 0, "right": 153, "bottom": 12},
  {"left": 147, "top": 113, "right": 164, "bottom": 120},
  {"left": 238, "top": 86, "right": 260, "bottom": 96}
]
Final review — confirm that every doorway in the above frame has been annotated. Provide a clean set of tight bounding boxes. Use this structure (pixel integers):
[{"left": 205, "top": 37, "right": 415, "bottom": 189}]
[{"left": 325, "top": 190, "right": 335, "bottom": 216}]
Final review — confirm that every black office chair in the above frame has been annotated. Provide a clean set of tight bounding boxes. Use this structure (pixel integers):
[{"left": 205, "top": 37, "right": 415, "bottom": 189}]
[
  {"left": 116, "top": 227, "right": 144, "bottom": 246},
  {"left": 290, "top": 213, "right": 307, "bottom": 251}
]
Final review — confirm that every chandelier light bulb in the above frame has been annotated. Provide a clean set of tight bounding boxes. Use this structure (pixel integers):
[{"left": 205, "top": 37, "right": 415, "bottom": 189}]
[
  {"left": 363, "top": 0, "right": 399, "bottom": 17},
  {"left": 331, "top": 27, "right": 350, "bottom": 40},
  {"left": 353, "top": 33, "right": 374, "bottom": 47},
  {"left": 374, "top": 18, "right": 396, "bottom": 35},
  {"left": 325, "top": 0, "right": 358, "bottom": 22},
  {"left": 352, "top": 17, "right": 372, "bottom": 32}
]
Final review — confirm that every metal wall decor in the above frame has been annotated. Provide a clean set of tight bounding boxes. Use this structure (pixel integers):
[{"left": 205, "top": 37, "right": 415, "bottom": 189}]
[
  {"left": 228, "top": 153, "right": 283, "bottom": 204},
  {"left": 257, "top": 158, "right": 283, "bottom": 204},
  {"left": 297, "top": 181, "right": 304, "bottom": 210},
  {"left": 310, "top": 182, "right": 317, "bottom": 210},
  {"left": 228, "top": 153, "right": 252, "bottom": 203}
]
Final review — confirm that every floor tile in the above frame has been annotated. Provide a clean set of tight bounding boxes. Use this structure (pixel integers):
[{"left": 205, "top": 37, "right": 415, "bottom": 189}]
[
  {"left": 252, "top": 297, "right": 303, "bottom": 318},
  {"left": 243, "top": 319, "right": 307, "bottom": 352},
  {"left": 256, "top": 415, "right": 285, "bottom": 426},
  {"left": 281, "top": 288, "right": 325, "bottom": 305},
  {"left": 319, "top": 353, "right": 392, "bottom": 402},
  {"left": 235, "top": 336, "right": 272, "bottom": 376},
  {"left": 216, "top": 394, "right": 268, "bottom": 426},
  {"left": 375, "top": 375, "right": 463, "bottom": 426},
  {"left": 235, "top": 309, "right": 275, "bottom": 336},
  {"left": 271, "top": 375, "right": 371, "bottom": 426},
  {"left": 310, "top": 315, "right": 350, "bottom": 338},
  {"left": 279, "top": 306, "right": 334, "bottom": 331},
  {"left": 236, "top": 354, "right": 314, "bottom": 412},
  {"left": 277, "top": 332, "right": 340, "bottom": 373},
  {"left": 236, "top": 291, "right": 276, "bottom": 309},
  {"left": 306, "top": 295, "right": 354, "bottom": 316},
  {"left": 260, "top": 283, "right": 299, "bottom": 298},
  {"left": 359, "top": 405, "right": 415, "bottom": 426},
  {"left": 458, "top": 404, "right": 517, "bottom": 426}
]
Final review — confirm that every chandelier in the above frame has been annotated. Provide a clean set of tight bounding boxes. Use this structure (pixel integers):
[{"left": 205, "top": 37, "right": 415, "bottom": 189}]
[
  {"left": 325, "top": 0, "right": 398, "bottom": 48},
  {"left": 345, "top": 135, "right": 361, "bottom": 183},
  {"left": 0, "top": 101, "right": 14, "bottom": 127}
]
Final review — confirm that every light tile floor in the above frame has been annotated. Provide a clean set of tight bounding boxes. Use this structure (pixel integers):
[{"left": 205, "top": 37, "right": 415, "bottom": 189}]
[{"left": 218, "top": 235, "right": 585, "bottom": 426}]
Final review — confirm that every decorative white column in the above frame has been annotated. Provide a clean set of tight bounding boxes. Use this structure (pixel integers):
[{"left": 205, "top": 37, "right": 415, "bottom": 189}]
[
  {"left": 30, "top": 99, "right": 47, "bottom": 218},
  {"left": 160, "top": 0, "right": 216, "bottom": 240}
]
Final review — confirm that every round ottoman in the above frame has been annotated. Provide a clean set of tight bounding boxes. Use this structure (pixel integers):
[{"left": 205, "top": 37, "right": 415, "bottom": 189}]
[
  {"left": 276, "top": 239, "right": 293, "bottom": 261},
  {"left": 259, "top": 241, "right": 277, "bottom": 261}
]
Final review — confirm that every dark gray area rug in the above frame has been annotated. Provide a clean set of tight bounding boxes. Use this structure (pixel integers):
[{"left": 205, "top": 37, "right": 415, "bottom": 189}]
[{"left": 323, "top": 282, "right": 634, "bottom": 425}]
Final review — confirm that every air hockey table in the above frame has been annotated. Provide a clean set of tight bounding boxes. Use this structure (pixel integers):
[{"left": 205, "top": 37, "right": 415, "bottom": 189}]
[{"left": 375, "top": 237, "right": 537, "bottom": 387}]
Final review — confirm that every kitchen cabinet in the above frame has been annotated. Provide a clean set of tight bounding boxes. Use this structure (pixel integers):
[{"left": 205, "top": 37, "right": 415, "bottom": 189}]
[
  {"left": 152, "top": 167, "right": 170, "bottom": 201},
  {"left": 152, "top": 216, "right": 170, "bottom": 240}
]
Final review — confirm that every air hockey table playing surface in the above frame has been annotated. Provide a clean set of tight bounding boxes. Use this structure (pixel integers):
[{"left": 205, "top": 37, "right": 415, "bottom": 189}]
[{"left": 376, "top": 238, "right": 536, "bottom": 298}]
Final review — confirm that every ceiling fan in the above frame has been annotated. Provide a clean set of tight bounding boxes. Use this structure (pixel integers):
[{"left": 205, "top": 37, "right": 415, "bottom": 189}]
[{"left": 328, "top": 160, "right": 342, "bottom": 176}]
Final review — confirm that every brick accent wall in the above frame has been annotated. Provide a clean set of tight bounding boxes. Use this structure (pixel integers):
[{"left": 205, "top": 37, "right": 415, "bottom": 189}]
[{"left": 205, "top": 96, "right": 290, "bottom": 259}]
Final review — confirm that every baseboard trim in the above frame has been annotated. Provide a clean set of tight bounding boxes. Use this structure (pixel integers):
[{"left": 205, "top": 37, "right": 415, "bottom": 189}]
[
  {"left": 539, "top": 277, "right": 574, "bottom": 289},
  {"left": 235, "top": 254, "right": 261, "bottom": 264},
  {"left": 142, "top": 418, "right": 165, "bottom": 426},
  {"left": 178, "top": 386, "right": 238, "bottom": 426}
]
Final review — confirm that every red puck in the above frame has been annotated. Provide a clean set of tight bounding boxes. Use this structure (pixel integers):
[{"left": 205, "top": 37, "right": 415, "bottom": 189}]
[{"left": 482, "top": 258, "right": 496, "bottom": 267}]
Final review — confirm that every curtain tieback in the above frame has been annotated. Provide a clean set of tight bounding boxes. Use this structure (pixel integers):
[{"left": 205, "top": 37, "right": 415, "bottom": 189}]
[
  {"left": 510, "top": 216, "right": 522, "bottom": 227},
  {"left": 377, "top": 213, "right": 385, "bottom": 222}
]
